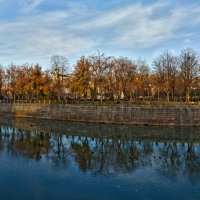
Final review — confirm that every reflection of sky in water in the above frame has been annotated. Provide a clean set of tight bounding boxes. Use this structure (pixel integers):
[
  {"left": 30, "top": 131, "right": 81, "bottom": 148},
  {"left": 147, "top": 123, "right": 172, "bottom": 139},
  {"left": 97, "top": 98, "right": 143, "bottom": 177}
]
[{"left": 0, "top": 120, "right": 200, "bottom": 200}]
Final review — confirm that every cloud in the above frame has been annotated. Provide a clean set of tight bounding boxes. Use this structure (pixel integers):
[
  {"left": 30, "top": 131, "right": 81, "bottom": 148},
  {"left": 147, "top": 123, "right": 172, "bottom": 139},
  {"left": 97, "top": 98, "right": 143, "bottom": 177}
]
[
  {"left": 75, "top": 1, "right": 200, "bottom": 49},
  {"left": 0, "top": 0, "right": 200, "bottom": 67},
  {"left": 0, "top": 7, "right": 99, "bottom": 66},
  {"left": 20, "top": 0, "right": 44, "bottom": 13}
]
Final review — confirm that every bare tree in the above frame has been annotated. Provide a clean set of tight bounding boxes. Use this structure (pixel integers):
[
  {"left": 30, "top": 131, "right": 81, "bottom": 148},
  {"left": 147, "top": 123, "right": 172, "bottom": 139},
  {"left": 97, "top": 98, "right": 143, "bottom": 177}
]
[
  {"left": 0, "top": 65, "right": 5, "bottom": 100},
  {"left": 50, "top": 55, "right": 69, "bottom": 101},
  {"left": 6, "top": 63, "right": 18, "bottom": 100},
  {"left": 179, "top": 48, "right": 200, "bottom": 102},
  {"left": 153, "top": 51, "right": 178, "bottom": 102},
  {"left": 51, "top": 55, "right": 69, "bottom": 86}
]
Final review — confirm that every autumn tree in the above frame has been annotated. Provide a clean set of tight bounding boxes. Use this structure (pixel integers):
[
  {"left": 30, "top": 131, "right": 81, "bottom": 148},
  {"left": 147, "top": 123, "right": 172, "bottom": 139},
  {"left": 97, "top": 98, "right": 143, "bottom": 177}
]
[
  {"left": 42, "top": 70, "right": 53, "bottom": 100},
  {"left": 102, "top": 56, "right": 116, "bottom": 100},
  {"left": 15, "top": 65, "right": 31, "bottom": 100},
  {"left": 28, "top": 64, "right": 47, "bottom": 100},
  {"left": 70, "top": 56, "right": 91, "bottom": 99},
  {"left": 88, "top": 51, "right": 108, "bottom": 101},
  {"left": 113, "top": 57, "right": 136, "bottom": 100},
  {"left": 135, "top": 59, "right": 150, "bottom": 99}
]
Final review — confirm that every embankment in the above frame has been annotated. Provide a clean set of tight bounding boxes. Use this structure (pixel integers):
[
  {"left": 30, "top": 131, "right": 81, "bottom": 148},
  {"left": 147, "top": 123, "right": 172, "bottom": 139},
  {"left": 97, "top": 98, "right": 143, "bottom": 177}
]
[{"left": 0, "top": 103, "right": 199, "bottom": 126}]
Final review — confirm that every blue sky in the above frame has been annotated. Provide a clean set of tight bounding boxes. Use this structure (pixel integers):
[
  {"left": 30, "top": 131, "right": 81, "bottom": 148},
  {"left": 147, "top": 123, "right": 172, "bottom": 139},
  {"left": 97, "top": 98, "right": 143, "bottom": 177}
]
[{"left": 0, "top": 0, "right": 200, "bottom": 69}]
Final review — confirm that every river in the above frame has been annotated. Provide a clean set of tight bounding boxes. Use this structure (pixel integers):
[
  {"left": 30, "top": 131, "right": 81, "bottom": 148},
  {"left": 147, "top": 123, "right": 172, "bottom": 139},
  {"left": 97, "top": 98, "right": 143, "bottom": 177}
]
[{"left": 0, "top": 117, "right": 199, "bottom": 200}]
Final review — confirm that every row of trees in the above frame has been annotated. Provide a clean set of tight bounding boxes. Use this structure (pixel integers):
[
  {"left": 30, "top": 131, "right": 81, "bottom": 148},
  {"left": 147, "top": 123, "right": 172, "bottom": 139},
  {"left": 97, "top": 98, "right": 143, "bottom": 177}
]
[
  {"left": 0, "top": 55, "right": 69, "bottom": 101},
  {"left": 0, "top": 48, "right": 200, "bottom": 102},
  {"left": 71, "top": 49, "right": 200, "bottom": 102}
]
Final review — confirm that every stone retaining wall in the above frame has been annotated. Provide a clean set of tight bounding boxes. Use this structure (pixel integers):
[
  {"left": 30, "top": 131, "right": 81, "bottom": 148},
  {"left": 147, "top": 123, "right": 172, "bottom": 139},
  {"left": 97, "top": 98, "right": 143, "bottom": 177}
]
[{"left": 0, "top": 103, "right": 199, "bottom": 126}]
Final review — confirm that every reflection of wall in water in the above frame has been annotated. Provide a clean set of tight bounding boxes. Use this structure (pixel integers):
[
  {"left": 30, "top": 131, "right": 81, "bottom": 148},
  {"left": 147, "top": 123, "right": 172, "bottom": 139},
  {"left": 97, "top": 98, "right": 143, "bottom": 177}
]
[{"left": 0, "top": 117, "right": 200, "bottom": 143}]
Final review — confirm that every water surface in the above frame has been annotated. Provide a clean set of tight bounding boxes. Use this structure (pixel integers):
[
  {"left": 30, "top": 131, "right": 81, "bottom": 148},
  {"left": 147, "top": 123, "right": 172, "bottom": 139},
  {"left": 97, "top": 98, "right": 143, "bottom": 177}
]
[{"left": 0, "top": 117, "right": 200, "bottom": 200}]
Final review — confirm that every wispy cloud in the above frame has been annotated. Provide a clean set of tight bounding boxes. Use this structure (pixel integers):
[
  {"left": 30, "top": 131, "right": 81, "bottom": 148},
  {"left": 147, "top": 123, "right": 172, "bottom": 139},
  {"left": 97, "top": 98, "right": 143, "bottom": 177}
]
[
  {"left": 75, "top": 1, "right": 200, "bottom": 49},
  {"left": 20, "top": 0, "right": 44, "bottom": 13},
  {"left": 0, "top": 0, "right": 200, "bottom": 67}
]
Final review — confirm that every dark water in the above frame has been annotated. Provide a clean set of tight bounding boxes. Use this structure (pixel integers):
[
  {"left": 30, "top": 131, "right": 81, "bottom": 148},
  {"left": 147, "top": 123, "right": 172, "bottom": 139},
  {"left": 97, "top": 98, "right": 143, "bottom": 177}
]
[{"left": 0, "top": 117, "right": 200, "bottom": 200}]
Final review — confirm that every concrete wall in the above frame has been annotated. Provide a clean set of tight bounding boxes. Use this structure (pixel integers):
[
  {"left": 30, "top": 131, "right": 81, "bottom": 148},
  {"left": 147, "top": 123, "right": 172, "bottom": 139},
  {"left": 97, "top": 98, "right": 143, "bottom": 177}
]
[{"left": 0, "top": 103, "right": 199, "bottom": 126}]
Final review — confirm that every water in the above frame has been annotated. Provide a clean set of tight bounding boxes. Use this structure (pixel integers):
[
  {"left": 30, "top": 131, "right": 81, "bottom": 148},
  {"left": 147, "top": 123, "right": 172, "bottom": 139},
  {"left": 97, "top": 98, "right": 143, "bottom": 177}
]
[{"left": 0, "top": 117, "right": 200, "bottom": 200}]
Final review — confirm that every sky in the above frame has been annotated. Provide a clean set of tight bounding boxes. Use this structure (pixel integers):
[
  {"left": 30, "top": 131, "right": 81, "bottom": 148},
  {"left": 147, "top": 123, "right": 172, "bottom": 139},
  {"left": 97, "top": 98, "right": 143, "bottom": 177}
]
[{"left": 0, "top": 0, "right": 200, "bottom": 69}]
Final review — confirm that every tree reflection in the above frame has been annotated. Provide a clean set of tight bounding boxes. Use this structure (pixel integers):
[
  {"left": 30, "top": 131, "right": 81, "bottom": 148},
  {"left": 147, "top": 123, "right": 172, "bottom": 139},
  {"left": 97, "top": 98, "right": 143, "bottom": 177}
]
[
  {"left": 71, "top": 137, "right": 94, "bottom": 171},
  {"left": 0, "top": 125, "right": 200, "bottom": 180},
  {"left": 185, "top": 142, "right": 200, "bottom": 179},
  {"left": 0, "top": 127, "right": 51, "bottom": 160}
]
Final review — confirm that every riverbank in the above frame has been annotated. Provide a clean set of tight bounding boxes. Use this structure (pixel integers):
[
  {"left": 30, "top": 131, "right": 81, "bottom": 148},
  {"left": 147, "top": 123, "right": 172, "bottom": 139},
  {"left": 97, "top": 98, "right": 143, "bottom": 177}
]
[{"left": 0, "top": 103, "right": 199, "bottom": 126}]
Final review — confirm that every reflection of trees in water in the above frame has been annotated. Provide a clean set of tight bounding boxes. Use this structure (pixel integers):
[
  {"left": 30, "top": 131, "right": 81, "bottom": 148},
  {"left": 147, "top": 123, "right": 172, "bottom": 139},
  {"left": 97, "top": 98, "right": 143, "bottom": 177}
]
[
  {"left": 71, "top": 137, "right": 143, "bottom": 174},
  {"left": 0, "top": 126, "right": 51, "bottom": 160},
  {"left": 155, "top": 142, "right": 184, "bottom": 179},
  {"left": 184, "top": 142, "right": 200, "bottom": 180},
  {"left": 154, "top": 142, "right": 200, "bottom": 180},
  {"left": 47, "top": 135, "right": 70, "bottom": 168},
  {"left": 0, "top": 126, "right": 200, "bottom": 179}
]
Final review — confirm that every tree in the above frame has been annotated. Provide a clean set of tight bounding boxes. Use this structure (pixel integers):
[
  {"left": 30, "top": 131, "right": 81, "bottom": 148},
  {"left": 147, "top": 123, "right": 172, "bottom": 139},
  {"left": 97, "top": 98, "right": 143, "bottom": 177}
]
[
  {"left": 42, "top": 70, "right": 53, "bottom": 100},
  {"left": 135, "top": 59, "right": 150, "bottom": 99},
  {"left": 88, "top": 51, "right": 108, "bottom": 101},
  {"left": 15, "top": 65, "right": 30, "bottom": 100},
  {"left": 50, "top": 55, "right": 69, "bottom": 101},
  {"left": 102, "top": 56, "right": 116, "bottom": 100},
  {"left": 153, "top": 51, "right": 178, "bottom": 102},
  {"left": 71, "top": 56, "right": 91, "bottom": 99},
  {"left": 0, "top": 65, "right": 5, "bottom": 98},
  {"left": 6, "top": 63, "right": 18, "bottom": 99},
  {"left": 179, "top": 48, "right": 200, "bottom": 102},
  {"left": 30, "top": 64, "right": 45, "bottom": 100},
  {"left": 51, "top": 55, "right": 69, "bottom": 86},
  {"left": 113, "top": 57, "right": 136, "bottom": 100}
]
